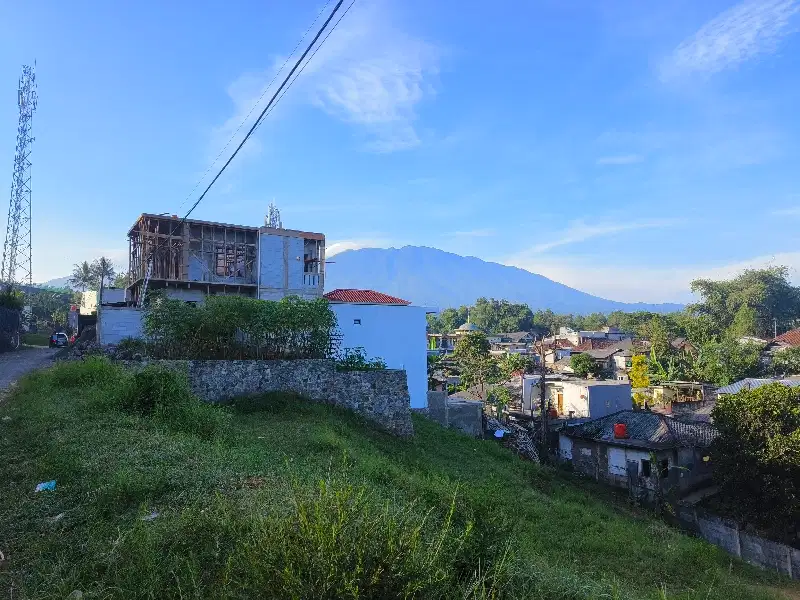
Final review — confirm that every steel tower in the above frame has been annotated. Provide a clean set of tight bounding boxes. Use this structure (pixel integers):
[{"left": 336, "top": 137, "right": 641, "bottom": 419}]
[{"left": 1, "top": 64, "right": 37, "bottom": 285}]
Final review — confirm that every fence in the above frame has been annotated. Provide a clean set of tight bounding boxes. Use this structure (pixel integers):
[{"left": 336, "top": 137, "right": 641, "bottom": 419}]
[{"left": 0, "top": 306, "right": 21, "bottom": 352}]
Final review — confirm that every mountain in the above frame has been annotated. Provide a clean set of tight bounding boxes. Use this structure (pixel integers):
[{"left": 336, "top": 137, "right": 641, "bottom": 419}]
[
  {"left": 325, "top": 246, "right": 683, "bottom": 314},
  {"left": 40, "top": 276, "right": 74, "bottom": 289}
]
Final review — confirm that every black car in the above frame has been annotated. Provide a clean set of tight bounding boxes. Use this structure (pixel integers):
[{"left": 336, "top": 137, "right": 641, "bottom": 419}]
[{"left": 49, "top": 332, "right": 69, "bottom": 348}]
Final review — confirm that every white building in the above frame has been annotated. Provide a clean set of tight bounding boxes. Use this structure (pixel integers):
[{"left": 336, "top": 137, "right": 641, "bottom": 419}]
[
  {"left": 522, "top": 376, "right": 632, "bottom": 419},
  {"left": 324, "top": 289, "right": 431, "bottom": 409}
]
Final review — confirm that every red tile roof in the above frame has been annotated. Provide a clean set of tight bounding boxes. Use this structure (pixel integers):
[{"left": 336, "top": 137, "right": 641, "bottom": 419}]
[
  {"left": 773, "top": 328, "right": 800, "bottom": 347},
  {"left": 323, "top": 289, "right": 411, "bottom": 305}
]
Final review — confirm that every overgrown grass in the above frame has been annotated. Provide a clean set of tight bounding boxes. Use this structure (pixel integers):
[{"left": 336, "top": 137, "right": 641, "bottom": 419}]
[
  {"left": 0, "top": 360, "right": 795, "bottom": 599},
  {"left": 20, "top": 333, "right": 50, "bottom": 347}
]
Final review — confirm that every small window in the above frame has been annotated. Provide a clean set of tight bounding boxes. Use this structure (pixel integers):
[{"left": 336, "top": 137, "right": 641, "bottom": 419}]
[
  {"left": 641, "top": 459, "right": 651, "bottom": 477},
  {"left": 660, "top": 459, "right": 669, "bottom": 479},
  {"left": 353, "top": 319, "right": 361, "bottom": 325}
]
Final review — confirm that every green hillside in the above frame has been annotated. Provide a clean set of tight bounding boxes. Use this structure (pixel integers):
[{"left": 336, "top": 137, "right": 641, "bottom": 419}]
[{"left": 0, "top": 359, "right": 794, "bottom": 599}]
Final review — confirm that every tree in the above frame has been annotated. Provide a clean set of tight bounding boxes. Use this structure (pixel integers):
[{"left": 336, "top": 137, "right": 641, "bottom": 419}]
[
  {"left": 454, "top": 332, "right": 499, "bottom": 399},
  {"left": 689, "top": 266, "right": 800, "bottom": 340},
  {"left": 628, "top": 355, "right": 649, "bottom": 388},
  {"left": 769, "top": 346, "right": 800, "bottom": 376},
  {"left": 690, "top": 339, "right": 761, "bottom": 386},
  {"left": 112, "top": 272, "right": 130, "bottom": 288},
  {"left": 500, "top": 353, "right": 530, "bottom": 380},
  {"left": 69, "top": 261, "right": 95, "bottom": 292},
  {"left": 487, "top": 386, "right": 512, "bottom": 420},
  {"left": 438, "top": 306, "right": 468, "bottom": 333},
  {"left": 711, "top": 383, "right": 800, "bottom": 542},
  {"left": 570, "top": 353, "right": 596, "bottom": 378},
  {"left": 90, "top": 257, "right": 116, "bottom": 303}
]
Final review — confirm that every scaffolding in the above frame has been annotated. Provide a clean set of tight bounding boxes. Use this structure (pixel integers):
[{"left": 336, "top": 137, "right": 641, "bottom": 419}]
[{"left": 128, "top": 214, "right": 258, "bottom": 304}]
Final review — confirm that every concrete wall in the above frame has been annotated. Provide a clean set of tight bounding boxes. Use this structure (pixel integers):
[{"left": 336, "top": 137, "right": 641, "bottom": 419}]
[
  {"left": 587, "top": 383, "right": 633, "bottom": 418},
  {"left": 426, "top": 390, "right": 483, "bottom": 437},
  {"left": 330, "top": 303, "right": 428, "bottom": 409},
  {"left": 675, "top": 508, "right": 800, "bottom": 580},
  {"left": 98, "top": 307, "right": 144, "bottom": 345},
  {"left": 151, "top": 359, "right": 413, "bottom": 436},
  {"left": 258, "top": 232, "right": 323, "bottom": 301}
]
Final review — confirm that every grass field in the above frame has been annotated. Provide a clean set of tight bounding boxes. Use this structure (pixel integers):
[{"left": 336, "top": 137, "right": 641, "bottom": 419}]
[
  {"left": 20, "top": 332, "right": 50, "bottom": 347},
  {"left": 0, "top": 359, "right": 795, "bottom": 599}
]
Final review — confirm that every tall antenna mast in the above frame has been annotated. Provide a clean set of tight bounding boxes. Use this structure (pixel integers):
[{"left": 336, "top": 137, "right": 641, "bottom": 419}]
[
  {"left": 266, "top": 199, "right": 283, "bottom": 229},
  {"left": 1, "top": 64, "right": 37, "bottom": 286}
]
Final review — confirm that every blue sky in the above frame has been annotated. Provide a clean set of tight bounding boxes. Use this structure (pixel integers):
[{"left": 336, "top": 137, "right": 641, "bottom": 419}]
[{"left": 1, "top": 0, "right": 800, "bottom": 304}]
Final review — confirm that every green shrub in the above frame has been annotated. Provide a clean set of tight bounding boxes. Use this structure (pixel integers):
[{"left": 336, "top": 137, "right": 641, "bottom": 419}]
[
  {"left": 120, "top": 364, "right": 229, "bottom": 439},
  {"left": 143, "top": 294, "right": 338, "bottom": 360},
  {"left": 0, "top": 286, "right": 24, "bottom": 310},
  {"left": 116, "top": 336, "right": 148, "bottom": 359},
  {"left": 336, "top": 347, "right": 387, "bottom": 371}
]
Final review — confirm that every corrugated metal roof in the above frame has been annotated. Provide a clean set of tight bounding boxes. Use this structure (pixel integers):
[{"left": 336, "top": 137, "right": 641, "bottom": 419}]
[
  {"left": 323, "top": 289, "right": 411, "bottom": 305},
  {"left": 715, "top": 377, "right": 800, "bottom": 395},
  {"left": 564, "top": 410, "right": 717, "bottom": 449}
]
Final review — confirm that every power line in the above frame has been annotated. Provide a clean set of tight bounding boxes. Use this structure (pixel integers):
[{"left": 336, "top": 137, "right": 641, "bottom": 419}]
[
  {"left": 177, "top": 0, "right": 333, "bottom": 213},
  {"left": 253, "top": 0, "right": 357, "bottom": 135},
  {"left": 138, "top": 0, "right": 350, "bottom": 305}
]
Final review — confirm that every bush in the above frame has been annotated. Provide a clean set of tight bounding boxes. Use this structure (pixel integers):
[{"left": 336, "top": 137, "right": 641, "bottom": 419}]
[
  {"left": 120, "top": 364, "right": 228, "bottom": 439},
  {"left": 144, "top": 294, "right": 338, "bottom": 360},
  {"left": 104, "top": 480, "right": 513, "bottom": 599},
  {"left": 116, "top": 336, "right": 148, "bottom": 359},
  {"left": 335, "top": 347, "right": 387, "bottom": 371}
]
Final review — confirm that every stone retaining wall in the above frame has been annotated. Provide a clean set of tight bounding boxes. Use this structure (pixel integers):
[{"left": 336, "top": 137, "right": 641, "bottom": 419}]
[
  {"left": 152, "top": 359, "right": 413, "bottom": 436},
  {"left": 676, "top": 507, "right": 800, "bottom": 579}
]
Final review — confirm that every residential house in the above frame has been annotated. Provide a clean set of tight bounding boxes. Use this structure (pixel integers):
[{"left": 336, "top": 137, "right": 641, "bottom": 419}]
[
  {"left": 559, "top": 410, "right": 717, "bottom": 499},
  {"left": 522, "top": 376, "right": 632, "bottom": 419},
  {"left": 766, "top": 327, "right": 800, "bottom": 353},
  {"left": 715, "top": 376, "right": 800, "bottom": 397},
  {"left": 427, "top": 332, "right": 458, "bottom": 355},
  {"left": 557, "top": 326, "right": 631, "bottom": 346},
  {"left": 324, "top": 289, "right": 432, "bottom": 410},
  {"left": 489, "top": 331, "right": 534, "bottom": 357}
]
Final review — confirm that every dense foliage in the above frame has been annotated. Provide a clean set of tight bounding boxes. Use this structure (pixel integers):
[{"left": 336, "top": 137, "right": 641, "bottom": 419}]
[
  {"left": 0, "top": 286, "right": 24, "bottom": 310},
  {"left": 22, "top": 286, "right": 76, "bottom": 332},
  {"left": 143, "top": 294, "right": 338, "bottom": 360},
  {"left": 453, "top": 332, "right": 500, "bottom": 399},
  {"left": 710, "top": 383, "right": 800, "bottom": 543},
  {"left": 569, "top": 353, "right": 596, "bottom": 379}
]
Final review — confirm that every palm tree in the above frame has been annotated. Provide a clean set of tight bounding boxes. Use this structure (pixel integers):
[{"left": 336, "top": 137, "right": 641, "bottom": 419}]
[
  {"left": 90, "top": 257, "right": 116, "bottom": 304},
  {"left": 69, "top": 261, "right": 93, "bottom": 292}
]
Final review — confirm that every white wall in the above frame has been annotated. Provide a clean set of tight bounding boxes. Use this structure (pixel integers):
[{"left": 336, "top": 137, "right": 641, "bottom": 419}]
[
  {"left": 561, "top": 382, "right": 591, "bottom": 417},
  {"left": 98, "top": 307, "right": 144, "bottom": 345},
  {"left": 587, "top": 383, "right": 632, "bottom": 418},
  {"left": 607, "top": 446, "right": 650, "bottom": 476},
  {"left": 330, "top": 303, "right": 428, "bottom": 409}
]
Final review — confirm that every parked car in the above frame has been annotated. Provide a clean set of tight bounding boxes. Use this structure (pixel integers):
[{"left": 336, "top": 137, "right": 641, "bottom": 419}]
[{"left": 49, "top": 332, "right": 69, "bottom": 348}]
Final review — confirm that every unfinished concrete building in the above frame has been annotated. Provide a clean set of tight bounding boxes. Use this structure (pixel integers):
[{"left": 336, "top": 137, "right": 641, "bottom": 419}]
[{"left": 127, "top": 214, "right": 325, "bottom": 305}]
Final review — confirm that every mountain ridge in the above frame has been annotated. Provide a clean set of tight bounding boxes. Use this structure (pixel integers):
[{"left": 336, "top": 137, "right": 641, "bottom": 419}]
[{"left": 325, "top": 245, "right": 683, "bottom": 314}]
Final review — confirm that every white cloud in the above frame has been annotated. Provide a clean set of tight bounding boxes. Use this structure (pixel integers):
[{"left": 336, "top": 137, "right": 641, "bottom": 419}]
[
  {"left": 326, "top": 238, "right": 391, "bottom": 256},
  {"left": 501, "top": 252, "right": 800, "bottom": 304},
  {"left": 307, "top": 0, "right": 439, "bottom": 152},
  {"left": 661, "top": 0, "right": 800, "bottom": 80},
  {"left": 596, "top": 154, "right": 644, "bottom": 165},
  {"left": 771, "top": 206, "right": 800, "bottom": 216},
  {"left": 527, "top": 219, "right": 678, "bottom": 253},
  {"left": 214, "top": 1, "right": 439, "bottom": 155}
]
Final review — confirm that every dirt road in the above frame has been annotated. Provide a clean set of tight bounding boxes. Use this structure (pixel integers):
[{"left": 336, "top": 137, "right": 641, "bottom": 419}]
[{"left": 0, "top": 347, "right": 57, "bottom": 391}]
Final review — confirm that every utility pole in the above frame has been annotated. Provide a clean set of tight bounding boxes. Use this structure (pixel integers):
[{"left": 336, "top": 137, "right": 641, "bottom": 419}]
[
  {"left": 535, "top": 337, "right": 549, "bottom": 464},
  {"left": 774, "top": 317, "right": 778, "bottom": 339}
]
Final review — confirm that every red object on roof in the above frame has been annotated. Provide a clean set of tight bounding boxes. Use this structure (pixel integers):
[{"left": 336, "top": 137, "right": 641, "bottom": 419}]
[
  {"left": 773, "top": 328, "right": 800, "bottom": 347},
  {"left": 323, "top": 289, "right": 411, "bottom": 305}
]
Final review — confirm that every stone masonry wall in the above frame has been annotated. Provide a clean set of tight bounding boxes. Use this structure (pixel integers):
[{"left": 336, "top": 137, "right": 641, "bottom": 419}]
[{"left": 155, "top": 359, "right": 413, "bottom": 436}]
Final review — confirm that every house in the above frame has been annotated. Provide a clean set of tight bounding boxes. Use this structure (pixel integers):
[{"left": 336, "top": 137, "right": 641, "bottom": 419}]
[
  {"left": 715, "top": 377, "right": 800, "bottom": 397},
  {"left": 766, "top": 328, "right": 800, "bottom": 352},
  {"left": 670, "top": 337, "right": 696, "bottom": 355},
  {"left": 556, "top": 326, "right": 631, "bottom": 346},
  {"left": 489, "top": 333, "right": 532, "bottom": 357},
  {"left": 126, "top": 213, "right": 325, "bottom": 305},
  {"left": 427, "top": 332, "right": 458, "bottom": 355},
  {"left": 559, "top": 410, "right": 717, "bottom": 498},
  {"left": 522, "top": 376, "right": 632, "bottom": 419},
  {"left": 651, "top": 381, "right": 712, "bottom": 404},
  {"left": 324, "top": 289, "right": 431, "bottom": 410}
]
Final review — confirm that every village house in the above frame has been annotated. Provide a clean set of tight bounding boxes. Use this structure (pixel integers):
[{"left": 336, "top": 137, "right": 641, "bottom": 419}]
[
  {"left": 555, "top": 326, "right": 631, "bottom": 346},
  {"left": 559, "top": 410, "right": 717, "bottom": 499},
  {"left": 488, "top": 331, "right": 534, "bottom": 357},
  {"left": 323, "top": 289, "right": 432, "bottom": 410},
  {"left": 522, "top": 376, "right": 632, "bottom": 419},
  {"left": 715, "top": 376, "right": 800, "bottom": 397}
]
